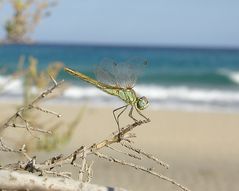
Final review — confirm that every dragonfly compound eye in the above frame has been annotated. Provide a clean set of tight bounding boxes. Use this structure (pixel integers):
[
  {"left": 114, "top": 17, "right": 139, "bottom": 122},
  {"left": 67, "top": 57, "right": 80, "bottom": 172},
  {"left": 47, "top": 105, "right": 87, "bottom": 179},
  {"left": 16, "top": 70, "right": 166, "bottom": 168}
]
[{"left": 137, "top": 96, "right": 149, "bottom": 110}]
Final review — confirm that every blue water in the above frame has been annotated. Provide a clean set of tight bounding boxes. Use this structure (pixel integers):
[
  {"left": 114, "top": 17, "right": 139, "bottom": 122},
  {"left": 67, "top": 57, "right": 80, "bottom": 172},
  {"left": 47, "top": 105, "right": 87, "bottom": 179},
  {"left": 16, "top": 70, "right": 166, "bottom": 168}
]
[{"left": 1, "top": 44, "right": 239, "bottom": 112}]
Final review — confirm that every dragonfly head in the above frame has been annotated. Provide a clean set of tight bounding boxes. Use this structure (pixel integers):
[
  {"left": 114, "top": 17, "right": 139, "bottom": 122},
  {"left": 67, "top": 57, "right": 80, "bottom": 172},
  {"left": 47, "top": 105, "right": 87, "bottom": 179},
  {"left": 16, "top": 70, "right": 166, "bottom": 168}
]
[{"left": 136, "top": 96, "right": 149, "bottom": 110}]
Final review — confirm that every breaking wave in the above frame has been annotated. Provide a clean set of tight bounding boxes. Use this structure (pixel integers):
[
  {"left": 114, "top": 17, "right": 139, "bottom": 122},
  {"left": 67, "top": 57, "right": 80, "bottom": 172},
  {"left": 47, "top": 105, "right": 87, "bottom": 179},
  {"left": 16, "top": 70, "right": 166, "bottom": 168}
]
[{"left": 1, "top": 75, "right": 239, "bottom": 112}]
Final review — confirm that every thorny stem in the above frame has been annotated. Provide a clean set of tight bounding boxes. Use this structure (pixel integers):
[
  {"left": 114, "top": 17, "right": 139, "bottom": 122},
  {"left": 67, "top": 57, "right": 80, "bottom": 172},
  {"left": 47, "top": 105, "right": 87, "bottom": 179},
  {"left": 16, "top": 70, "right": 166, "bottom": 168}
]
[
  {"left": 0, "top": 138, "right": 31, "bottom": 160},
  {"left": 107, "top": 145, "right": 142, "bottom": 160},
  {"left": 94, "top": 151, "right": 190, "bottom": 191},
  {"left": 0, "top": 78, "right": 64, "bottom": 133},
  {"left": 85, "top": 161, "right": 94, "bottom": 183},
  {"left": 78, "top": 146, "right": 86, "bottom": 181},
  {"left": 2, "top": 119, "right": 150, "bottom": 171},
  {"left": 120, "top": 142, "right": 169, "bottom": 169}
]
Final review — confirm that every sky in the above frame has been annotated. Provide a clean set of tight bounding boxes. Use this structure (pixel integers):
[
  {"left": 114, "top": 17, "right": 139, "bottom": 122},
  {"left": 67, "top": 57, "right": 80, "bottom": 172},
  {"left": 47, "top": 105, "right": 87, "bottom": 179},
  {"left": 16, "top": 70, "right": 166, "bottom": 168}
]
[{"left": 0, "top": 0, "right": 239, "bottom": 48}]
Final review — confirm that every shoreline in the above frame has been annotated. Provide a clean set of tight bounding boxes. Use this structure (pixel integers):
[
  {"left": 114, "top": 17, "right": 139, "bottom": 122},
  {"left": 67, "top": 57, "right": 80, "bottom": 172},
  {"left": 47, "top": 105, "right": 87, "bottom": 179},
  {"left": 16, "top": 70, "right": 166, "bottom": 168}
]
[{"left": 1, "top": 97, "right": 239, "bottom": 115}]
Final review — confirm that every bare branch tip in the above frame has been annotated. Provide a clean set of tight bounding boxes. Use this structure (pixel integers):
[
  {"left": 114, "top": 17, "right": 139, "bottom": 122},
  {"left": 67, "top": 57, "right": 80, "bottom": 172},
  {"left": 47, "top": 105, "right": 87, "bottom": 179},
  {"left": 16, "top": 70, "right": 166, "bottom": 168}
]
[{"left": 48, "top": 73, "right": 57, "bottom": 85}]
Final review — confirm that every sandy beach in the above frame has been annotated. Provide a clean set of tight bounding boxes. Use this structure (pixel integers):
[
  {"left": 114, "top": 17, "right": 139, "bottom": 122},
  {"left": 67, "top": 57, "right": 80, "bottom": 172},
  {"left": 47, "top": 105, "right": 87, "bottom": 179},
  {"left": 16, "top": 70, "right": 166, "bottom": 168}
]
[{"left": 1, "top": 102, "right": 239, "bottom": 191}]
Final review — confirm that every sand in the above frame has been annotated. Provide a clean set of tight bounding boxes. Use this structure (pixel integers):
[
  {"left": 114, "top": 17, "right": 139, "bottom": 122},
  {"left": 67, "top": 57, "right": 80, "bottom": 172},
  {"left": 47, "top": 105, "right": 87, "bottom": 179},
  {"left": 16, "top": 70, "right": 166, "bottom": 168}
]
[{"left": 1, "top": 102, "right": 239, "bottom": 191}]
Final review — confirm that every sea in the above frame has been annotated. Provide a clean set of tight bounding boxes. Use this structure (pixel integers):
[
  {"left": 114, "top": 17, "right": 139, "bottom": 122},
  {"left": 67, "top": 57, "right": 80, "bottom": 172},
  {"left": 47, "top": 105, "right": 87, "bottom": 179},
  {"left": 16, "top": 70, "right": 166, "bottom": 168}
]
[{"left": 0, "top": 44, "right": 239, "bottom": 112}]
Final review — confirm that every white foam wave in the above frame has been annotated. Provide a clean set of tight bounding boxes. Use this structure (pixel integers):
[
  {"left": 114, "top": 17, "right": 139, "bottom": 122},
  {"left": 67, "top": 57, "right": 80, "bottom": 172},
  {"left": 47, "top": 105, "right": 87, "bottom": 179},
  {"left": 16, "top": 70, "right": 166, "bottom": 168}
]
[
  {"left": 135, "top": 85, "right": 239, "bottom": 103},
  {"left": 0, "top": 75, "right": 23, "bottom": 95},
  {"left": 229, "top": 72, "right": 239, "bottom": 84},
  {"left": 1, "top": 74, "right": 239, "bottom": 112},
  {"left": 64, "top": 86, "right": 105, "bottom": 99},
  {"left": 218, "top": 69, "right": 239, "bottom": 84},
  {"left": 63, "top": 85, "right": 239, "bottom": 103},
  {"left": 62, "top": 84, "right": 239, "bottom": 112}
]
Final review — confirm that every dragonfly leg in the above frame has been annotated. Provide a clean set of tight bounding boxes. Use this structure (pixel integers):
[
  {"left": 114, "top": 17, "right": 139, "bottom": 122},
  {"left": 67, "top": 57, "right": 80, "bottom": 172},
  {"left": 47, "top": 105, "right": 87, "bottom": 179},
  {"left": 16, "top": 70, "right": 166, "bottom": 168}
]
[
  {"left": 113, "top": 105, "right": 128, "bottom": 133},
  {"left": 135, "top": 107, "right": 149, "bottom": 121},
  {"left": 128, "top": 106, "right": 138, "bottom": 122}
]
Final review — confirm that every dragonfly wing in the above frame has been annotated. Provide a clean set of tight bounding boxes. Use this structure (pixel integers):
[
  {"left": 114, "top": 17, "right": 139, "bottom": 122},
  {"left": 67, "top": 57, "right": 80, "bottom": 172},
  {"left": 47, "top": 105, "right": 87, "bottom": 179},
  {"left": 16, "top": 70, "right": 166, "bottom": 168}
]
[
  {"left": 94, "top": 58, "right": 119, "bottom": 87},
  {"left": 121, "top": 57, "right": 148, "bottom": 88},
  {"left": 95, "top": 58, "right": 148, "bottom": 88}
]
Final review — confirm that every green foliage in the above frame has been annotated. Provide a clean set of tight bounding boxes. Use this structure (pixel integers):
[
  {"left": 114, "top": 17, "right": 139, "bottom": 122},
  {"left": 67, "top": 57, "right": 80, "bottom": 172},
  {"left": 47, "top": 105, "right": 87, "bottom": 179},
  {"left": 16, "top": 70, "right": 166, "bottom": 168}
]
[
  {"left": 3, "top": 0, "right": 57, "bottom": 43},
  {"left": 23, "top": 56, "right": 63, "bottom": 105}
]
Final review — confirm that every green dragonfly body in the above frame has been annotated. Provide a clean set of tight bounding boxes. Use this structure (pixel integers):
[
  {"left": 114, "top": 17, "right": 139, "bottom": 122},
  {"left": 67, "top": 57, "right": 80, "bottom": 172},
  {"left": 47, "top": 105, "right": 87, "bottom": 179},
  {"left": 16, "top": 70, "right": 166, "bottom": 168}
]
[
  {"left": 64, "top": 61, "right": 149, "bottom": 132},
  {"left": 65, "top": 67, "right": 138, "bottom": 105}
]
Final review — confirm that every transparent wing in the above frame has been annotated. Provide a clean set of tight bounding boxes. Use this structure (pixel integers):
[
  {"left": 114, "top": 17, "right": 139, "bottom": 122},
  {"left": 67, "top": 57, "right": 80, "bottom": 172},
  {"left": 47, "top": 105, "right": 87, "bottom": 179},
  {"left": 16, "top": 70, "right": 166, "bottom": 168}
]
[{"left": 94, "top": 57, "right": 148, "bottom": 88}]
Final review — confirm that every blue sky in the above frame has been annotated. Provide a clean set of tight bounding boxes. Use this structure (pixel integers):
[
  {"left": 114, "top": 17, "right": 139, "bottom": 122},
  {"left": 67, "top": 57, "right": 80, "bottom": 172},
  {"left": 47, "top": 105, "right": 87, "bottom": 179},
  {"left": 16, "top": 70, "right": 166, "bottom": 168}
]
[{"left": 0, "top": 0, "right": 239, "bottom": 47}]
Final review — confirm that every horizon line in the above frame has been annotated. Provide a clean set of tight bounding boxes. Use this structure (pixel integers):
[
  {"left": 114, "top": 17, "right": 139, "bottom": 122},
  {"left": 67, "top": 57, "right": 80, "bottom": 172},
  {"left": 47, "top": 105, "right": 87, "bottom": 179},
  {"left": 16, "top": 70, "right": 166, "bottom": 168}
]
[{"left": 2, "top": 41, "right": 239, "bottom": 51}]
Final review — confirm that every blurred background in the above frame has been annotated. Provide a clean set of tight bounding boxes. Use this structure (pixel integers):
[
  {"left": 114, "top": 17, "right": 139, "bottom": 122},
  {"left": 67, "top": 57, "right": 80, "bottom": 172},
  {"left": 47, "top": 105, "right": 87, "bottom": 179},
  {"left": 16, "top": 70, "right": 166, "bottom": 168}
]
[{"left": 0, "top": 1, "right": 239, "bottom": 191}]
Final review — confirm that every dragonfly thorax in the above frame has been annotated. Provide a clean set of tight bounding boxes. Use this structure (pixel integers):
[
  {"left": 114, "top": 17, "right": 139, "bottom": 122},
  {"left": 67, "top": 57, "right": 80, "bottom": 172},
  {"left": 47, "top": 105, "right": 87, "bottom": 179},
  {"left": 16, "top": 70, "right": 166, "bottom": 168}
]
[
  {"left": 118, "top": 89, "right": 149, "bottom": 110},
  {"left": 118, "top": 89, "right": 138, "bottom": 104}
]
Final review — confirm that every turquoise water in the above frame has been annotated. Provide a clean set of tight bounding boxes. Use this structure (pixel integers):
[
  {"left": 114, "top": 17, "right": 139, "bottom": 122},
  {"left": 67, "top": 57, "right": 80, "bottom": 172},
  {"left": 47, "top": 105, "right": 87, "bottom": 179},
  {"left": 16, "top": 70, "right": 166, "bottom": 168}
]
[{"left": 0, "top": 44, "right": 239, "bottom": 111}]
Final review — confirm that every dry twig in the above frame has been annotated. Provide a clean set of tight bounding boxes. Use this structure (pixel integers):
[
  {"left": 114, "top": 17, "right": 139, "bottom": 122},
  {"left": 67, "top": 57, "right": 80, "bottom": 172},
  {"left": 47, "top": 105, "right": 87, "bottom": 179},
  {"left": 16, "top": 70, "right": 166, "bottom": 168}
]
[
  {"left": 0, "top": 138, "right": 31, "bottom": 160},
  {"left": 107, "top": 145, "right": 142, "bottom": 160},
  {"left": 121, "top": 141, "right": 169, "bottom": 168},
  {"left": 94, "top": 151, "right": 189, "bottom": 191},
  {"left": 79, "top": 146, "right": 87, "bottom": 182},
  {"left": 1, "top": 77, "right": 63, "bottom": 134}
]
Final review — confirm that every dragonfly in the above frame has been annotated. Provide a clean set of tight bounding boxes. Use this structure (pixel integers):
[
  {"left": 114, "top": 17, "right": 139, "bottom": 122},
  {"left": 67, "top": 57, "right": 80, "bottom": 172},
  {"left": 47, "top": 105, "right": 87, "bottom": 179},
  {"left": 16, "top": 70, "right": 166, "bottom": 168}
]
[{"left": 64, "top": 58, "right": 149, "bottom": 133}]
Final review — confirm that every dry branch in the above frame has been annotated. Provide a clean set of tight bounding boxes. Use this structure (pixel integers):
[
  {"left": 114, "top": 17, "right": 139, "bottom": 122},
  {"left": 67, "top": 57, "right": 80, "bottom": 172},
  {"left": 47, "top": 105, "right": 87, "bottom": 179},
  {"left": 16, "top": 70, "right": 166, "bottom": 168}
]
[
  {"left": 78, "top": 146, "right": 87, "bottom": 181},
  {"left": 107, "top": 145, "right": 142, "bottom": 160},
  {"left": 94, "top": 151, "right": 190, "bottom": 191},
  {"left": 0, "top": 138, "right": 31, "bottom": 160},
  {"left": 0, "top": 170, "right": 127, "bottom": 191},
  {"left": 120, "top": 142, "right": 169, "bottom": 168},
  {"left": 1, "top": 77, "right": 64, "bottom": 133}
]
